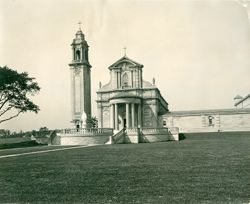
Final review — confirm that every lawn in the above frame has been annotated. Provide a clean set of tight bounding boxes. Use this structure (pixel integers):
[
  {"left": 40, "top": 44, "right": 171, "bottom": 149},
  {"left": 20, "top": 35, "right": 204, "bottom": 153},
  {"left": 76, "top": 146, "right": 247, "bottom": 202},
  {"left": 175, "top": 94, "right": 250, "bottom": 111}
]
[{"left": 0, "top": 133, "right": 249, "bottom": 203}]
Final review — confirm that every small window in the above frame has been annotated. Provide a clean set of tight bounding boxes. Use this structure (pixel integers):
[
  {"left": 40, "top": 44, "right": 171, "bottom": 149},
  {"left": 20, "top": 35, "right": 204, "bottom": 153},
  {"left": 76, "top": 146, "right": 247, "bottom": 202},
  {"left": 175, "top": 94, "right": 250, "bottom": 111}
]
[{"left": 163, "top": 120, "right": 166, "bottom": 126}]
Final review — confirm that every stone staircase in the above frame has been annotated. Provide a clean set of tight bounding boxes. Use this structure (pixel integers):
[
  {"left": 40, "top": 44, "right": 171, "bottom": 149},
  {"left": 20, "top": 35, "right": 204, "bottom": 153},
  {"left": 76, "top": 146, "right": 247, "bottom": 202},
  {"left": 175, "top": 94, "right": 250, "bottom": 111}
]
[{"left": 106, "top": 127, "right": 179, "bottom": 144}]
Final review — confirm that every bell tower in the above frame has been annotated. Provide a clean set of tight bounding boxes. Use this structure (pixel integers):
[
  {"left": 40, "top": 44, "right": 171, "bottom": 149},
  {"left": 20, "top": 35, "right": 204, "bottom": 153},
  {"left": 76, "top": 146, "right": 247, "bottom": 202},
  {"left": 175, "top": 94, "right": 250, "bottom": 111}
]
[{"left": 69, "top": 27, "right": 91, "bottom": 128}]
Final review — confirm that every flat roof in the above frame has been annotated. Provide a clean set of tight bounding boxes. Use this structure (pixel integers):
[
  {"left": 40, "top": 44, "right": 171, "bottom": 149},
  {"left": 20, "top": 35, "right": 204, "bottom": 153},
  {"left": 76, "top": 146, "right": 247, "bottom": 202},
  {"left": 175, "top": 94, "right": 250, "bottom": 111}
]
[{"left": 164, "top": 108, "right": 250, "bottom": 116}]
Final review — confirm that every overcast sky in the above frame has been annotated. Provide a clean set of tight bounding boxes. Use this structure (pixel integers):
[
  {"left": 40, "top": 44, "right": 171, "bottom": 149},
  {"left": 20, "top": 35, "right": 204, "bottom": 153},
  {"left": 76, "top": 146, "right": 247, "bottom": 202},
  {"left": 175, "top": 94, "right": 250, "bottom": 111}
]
[{"left": 1, "top": 0, "right": 250, "bottom": 132}]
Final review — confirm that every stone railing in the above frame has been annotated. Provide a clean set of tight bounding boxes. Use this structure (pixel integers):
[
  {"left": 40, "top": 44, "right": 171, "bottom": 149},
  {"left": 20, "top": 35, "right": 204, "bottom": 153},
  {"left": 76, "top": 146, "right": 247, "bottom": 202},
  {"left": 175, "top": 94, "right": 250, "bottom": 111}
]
[
  {"left": 112, "top": 129, "right": 125, "bottom": 142},
  {"left": 126, "top": 128, "right": 140, "bottom": 134},
  {"left": 59, "top": 128, "right": 113, "bottom": 136},
  {"left": 141, "top": 127, "right": 169, "bottom": 134}
]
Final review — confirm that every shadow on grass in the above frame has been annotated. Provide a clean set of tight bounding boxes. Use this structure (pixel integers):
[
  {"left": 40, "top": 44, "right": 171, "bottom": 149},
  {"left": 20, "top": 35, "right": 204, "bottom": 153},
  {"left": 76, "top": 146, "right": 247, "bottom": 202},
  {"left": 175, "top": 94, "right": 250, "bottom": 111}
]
[
  {"left": 0, "top": 141, "right": 46, "bottom": 150},
  {"left": 179, "top": 133, "right": 186, "bottom": 140}
]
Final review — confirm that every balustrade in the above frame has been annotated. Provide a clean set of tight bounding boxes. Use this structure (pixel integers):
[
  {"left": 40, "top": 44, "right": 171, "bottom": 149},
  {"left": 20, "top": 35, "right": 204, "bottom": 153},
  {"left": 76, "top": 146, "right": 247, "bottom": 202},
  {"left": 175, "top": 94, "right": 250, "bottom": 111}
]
[
  {"left": 141, "top": 127, "right": 169, "bottom": 134},
  {"left": 60, "top": 128, "right": 113, "bottom": 136},
  {"left": 126, "top": 128, "right": 139, "bottom": 133}
]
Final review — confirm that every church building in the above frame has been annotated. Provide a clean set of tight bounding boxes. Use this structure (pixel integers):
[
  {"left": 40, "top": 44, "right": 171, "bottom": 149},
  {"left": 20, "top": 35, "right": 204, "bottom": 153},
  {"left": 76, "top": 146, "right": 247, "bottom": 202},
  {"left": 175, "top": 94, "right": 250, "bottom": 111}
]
[
  {"left": 56, "top": 27, "right": 177, "bottom": 146},
  {"left": 96, "top": 54, "right": 169, "bottom": 131},
  {"left": 55, "top": 27, "right": 250, "bottom": 146}
]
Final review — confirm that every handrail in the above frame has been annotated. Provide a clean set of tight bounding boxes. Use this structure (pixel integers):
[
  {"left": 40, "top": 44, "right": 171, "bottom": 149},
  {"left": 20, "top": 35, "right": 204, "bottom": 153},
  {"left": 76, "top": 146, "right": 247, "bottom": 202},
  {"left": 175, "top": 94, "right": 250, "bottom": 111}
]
[{"left": 112, "top": 129, "right": 125, "bottom": 141}]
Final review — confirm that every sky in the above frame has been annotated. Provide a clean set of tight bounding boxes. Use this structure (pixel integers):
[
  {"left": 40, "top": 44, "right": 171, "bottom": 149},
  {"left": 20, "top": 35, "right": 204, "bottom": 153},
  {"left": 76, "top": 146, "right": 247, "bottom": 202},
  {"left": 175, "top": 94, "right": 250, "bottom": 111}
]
[{"left": 0, "top": 0, "right": 250, "bottom": 132}]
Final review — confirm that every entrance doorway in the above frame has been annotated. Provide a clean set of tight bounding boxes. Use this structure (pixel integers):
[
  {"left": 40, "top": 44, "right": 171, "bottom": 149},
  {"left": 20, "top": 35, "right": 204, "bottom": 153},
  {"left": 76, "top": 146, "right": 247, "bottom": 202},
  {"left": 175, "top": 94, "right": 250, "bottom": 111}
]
[{"left": 123, "top": 119, "right": 126, "bottom": 128}]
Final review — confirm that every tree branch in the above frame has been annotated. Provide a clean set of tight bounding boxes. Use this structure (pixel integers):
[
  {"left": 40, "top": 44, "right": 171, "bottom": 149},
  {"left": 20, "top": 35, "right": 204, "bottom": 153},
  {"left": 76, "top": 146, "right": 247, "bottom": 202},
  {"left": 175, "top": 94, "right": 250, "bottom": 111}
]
[
  {"left": 0, "top": 110, "right": 22, "bottom": 124},
  {"left": 0, "top": 96, "right": 11, "bottom": 110},
  {"left": 0, "top": 106, "right": 12, "bottom": 117}
]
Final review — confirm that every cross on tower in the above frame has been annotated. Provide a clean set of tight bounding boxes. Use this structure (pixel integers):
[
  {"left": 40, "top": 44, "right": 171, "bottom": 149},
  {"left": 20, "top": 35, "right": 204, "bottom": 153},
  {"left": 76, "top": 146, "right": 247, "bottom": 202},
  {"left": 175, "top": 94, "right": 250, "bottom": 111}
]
[
  {"left": 78, "top": 22, "right": 82, "bottom": 30},
  {"left": 123, "top": 47, "right": 127, "bottom": 56}
]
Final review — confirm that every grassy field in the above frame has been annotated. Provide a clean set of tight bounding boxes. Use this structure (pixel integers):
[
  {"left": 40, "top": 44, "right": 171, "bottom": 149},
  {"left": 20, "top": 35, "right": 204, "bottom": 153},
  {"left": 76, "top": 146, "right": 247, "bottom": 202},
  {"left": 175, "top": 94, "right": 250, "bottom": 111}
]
[{"left": 0, "top": 133, "right": 249, "bottom": 203}]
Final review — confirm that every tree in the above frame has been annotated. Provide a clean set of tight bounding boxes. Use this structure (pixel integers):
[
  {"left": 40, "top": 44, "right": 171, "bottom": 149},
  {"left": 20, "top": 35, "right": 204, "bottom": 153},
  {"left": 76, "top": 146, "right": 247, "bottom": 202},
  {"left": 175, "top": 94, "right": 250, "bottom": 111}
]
[
  {"left": 0, "top": 66, "right": 40, "bottom": 124},
  {"left": 0, "top": 129, "right": 10, "bottom": 137},
  {"left": 39, "top": 127, "right": 49, "bottom": 132}
]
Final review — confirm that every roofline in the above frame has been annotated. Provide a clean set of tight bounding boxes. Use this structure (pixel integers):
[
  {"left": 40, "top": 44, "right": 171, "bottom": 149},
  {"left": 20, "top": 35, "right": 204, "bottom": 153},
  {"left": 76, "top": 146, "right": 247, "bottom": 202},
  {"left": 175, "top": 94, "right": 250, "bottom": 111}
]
[
  {"left": 164, "top": 108, "right": 250, "bottom": 116},
  {"left": 108, "top": 56, "right": 143, "bottom": 69},
  {"left": 96, "top": 86, "right": 164, "bottom": 94}
]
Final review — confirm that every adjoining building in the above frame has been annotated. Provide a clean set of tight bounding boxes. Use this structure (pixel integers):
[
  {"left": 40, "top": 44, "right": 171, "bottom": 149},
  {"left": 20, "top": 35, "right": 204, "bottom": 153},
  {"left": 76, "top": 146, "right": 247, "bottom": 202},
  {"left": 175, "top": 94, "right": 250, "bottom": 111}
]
[
  {"left": 161, "top": 108, "right": 250, "bottom": 133},
  {"left": 162, "top": 93, "right": 250, "bottom": 133}
]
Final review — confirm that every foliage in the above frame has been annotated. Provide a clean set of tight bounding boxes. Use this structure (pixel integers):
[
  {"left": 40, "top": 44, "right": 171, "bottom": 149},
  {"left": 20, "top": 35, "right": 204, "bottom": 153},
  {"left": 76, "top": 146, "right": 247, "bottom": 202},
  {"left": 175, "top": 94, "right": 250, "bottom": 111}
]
[
  {"left": 0, "top": 129, "right": 10, "bottom": 137},
  {"left": 87, "top": 116, "right": 98, "bottom": 128},
  {"left": 39, "top": 127, "right": 49, "bottom": 132},
  {"left": 0, "top": 66, "right": 40, "bottom": 124}
]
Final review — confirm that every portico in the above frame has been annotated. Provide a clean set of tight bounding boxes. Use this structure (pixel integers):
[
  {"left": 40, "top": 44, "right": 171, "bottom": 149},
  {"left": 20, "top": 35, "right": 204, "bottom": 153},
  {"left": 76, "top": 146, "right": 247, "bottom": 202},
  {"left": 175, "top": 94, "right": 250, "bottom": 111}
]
[{"left": 109, "top": 98, "right": 142, "bottom": 130}]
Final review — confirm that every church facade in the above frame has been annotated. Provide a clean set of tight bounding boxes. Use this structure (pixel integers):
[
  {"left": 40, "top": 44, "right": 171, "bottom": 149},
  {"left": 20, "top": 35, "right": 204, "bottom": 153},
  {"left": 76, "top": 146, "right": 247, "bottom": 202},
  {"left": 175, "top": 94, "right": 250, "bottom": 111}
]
[
  {"left": 56, "top": 28, "right": 178, "bottom": 146},
  {"left": 96, "top": 55, "right": 168, "bottom": 131}
]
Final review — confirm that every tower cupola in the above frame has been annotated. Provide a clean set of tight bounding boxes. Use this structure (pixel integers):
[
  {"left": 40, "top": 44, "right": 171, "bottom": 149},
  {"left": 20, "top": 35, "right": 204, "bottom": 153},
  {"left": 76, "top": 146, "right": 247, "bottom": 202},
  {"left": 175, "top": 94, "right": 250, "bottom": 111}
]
[{"left": 70, "top": 28, "right": 90, "bottom": 65}]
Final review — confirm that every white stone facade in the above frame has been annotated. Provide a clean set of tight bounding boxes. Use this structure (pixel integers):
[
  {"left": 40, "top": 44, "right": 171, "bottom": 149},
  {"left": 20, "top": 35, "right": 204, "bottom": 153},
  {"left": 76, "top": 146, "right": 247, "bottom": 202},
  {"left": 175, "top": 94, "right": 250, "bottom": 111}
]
[
  {"left": 96, "top": 56, "right": 168, "bottom": 130},
  {"left": 162, "top": 108, "right": 250, "bottom": 133}
]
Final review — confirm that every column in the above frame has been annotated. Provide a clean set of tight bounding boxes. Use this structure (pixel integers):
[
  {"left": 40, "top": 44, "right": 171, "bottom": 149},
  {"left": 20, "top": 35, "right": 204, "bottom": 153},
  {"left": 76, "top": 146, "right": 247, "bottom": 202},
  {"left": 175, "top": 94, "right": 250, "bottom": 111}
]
[
  {"left": 72, "top": 48, "right": 75, "bottom": 60},
  {"left": 116, "top": 72, "right": 119, "bottom": 88},
  {"left": 131, "top": 103, "right": 135, "bottom": 128},
  {"left": 126, "top": 103, "right": 130, "bottom": 128},
  {"left": 115, "top": 103, "right": 118, "bottom": 130},
  {"left": 117, "top": 71, "right": 120, "bottom": 88},
  {"left": 138, "top": 103, "right": 142, "bottom": 128},
  {"left": 97, "top": 103, "right": 102, "bottom": 128},
  {"left": 110, "top": 104, "right": 114, "bottom": 129}
]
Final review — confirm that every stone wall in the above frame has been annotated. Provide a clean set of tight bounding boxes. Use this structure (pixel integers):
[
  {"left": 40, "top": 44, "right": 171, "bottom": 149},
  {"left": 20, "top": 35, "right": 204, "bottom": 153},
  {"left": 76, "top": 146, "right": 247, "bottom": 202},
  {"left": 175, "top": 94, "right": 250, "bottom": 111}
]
[
  {"left": 126, "top": 128, "right": 140, "bottom": 143},
  {"left": 162, "top": 108, "right": 250, "bottom": 133},
  {"left": 60, "top": 135, "right": 110, "bottom": 145},
  {"left": 140, "top": 128, "right": 171, "bottom": 143},
  {"left": 58, "top": 128, "right": 113, "bottom": 145}
]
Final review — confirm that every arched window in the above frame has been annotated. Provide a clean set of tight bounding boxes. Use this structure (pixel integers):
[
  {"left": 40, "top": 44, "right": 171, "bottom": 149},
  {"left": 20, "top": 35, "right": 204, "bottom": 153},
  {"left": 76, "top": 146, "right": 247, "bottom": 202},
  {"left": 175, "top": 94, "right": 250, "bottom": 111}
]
[
  {"left": 122, "top": 73, "right": 128, "bottom": 87},
  {"left": 76, "top": 50, "right": 81, "bottom": 61}
]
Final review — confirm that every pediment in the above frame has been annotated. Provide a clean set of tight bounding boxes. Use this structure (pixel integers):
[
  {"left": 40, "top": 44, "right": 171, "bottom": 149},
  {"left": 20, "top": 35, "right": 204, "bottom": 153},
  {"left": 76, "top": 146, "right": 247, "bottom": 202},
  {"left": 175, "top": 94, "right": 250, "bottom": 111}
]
[{"left": 108, "top": 56, "right": 143, "bottom": 70}]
